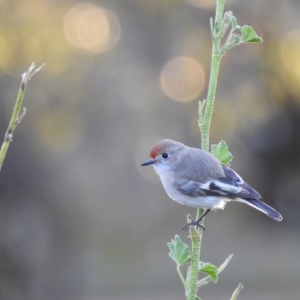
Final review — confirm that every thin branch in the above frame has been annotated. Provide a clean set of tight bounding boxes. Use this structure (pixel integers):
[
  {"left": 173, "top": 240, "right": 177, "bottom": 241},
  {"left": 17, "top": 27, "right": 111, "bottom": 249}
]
[
  {"left": 188, "top": 1, "right": 225, "bottom": 299},
  {"left": 0, "top": 62, "right": 45, "bottom": 172},
  {"left": 230, "top": 283, "right": 244, "bottom": 300}
]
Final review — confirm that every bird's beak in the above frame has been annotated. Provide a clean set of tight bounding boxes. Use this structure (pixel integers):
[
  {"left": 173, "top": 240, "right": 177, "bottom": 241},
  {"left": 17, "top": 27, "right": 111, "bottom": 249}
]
[{"left": 141, "top": 158, "right": 156, "bottom": 166}]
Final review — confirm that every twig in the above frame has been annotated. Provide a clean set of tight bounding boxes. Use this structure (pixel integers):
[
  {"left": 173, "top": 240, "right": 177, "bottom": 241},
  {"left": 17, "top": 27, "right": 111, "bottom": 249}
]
[
  {"left": 0, "top": 62, "right": 45, "bottom": 172},
  {"left": 230, "top": 283, "right": 244, "bottom": 300}
]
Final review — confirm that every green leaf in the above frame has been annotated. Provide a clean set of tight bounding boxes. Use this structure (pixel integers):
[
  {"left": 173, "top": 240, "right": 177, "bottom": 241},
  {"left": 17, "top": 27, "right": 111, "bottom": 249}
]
[
  {"left": 241, "top": 25, "right": 256, "bottom": 41},
  {"left": 241, "top": 25, "right": 262, "bottom": 43},
  {"left": 246, "top": 37, "right": 263, "bottom": 43},
  {"left": 198, "top": 262, "right": 218, "bottom": 282},
  {"left": 210, "top": 140, "right": 233, "bottom": 165},
  {"left": 167, "top": 235, "right": 191, "bottom": 265}
]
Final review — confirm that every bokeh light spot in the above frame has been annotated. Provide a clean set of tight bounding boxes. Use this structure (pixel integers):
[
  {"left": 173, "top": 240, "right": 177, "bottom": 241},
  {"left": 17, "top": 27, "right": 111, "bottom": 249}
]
[
  {"left": 280, "top": 29, "right": 300, "bottom": 75},
  {"left": 42, "top": 48, "right": 74, "bottom": 75},
  {"left": 186, "top": 0, "right": 233, "bottom": 9},
  {"left": 42, "top": 8, "right": 72, "bottom": 53},
  {"left": 160, "top": 56, "right": 205, "bottom": 102},
  {"left": 63, "top": 3, "right": 120, "bottom": 53},
  {"left": 0, "top": 35, "right": 41, "bottom": 76},
  {"left": 37, "top": 110, "right": 83, "bottom": 154}
]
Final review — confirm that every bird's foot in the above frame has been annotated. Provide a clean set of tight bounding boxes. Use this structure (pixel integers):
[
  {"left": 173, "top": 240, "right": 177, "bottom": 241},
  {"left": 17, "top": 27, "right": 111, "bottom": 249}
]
[{"left": 182, "top": 216, "right": 205, "bottom": 232}]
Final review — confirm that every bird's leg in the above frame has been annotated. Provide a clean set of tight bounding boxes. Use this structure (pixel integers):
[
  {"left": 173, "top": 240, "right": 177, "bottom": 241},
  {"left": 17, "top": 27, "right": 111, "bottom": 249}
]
[{"left": 182, "top": 209, "right": 211, "bottom": 231}]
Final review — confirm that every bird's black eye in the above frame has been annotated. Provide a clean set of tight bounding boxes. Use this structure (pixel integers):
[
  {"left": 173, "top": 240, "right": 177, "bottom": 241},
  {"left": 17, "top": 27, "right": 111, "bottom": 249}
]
[{"left": 162, "top": 152, "right": 169, "bottom": 159}]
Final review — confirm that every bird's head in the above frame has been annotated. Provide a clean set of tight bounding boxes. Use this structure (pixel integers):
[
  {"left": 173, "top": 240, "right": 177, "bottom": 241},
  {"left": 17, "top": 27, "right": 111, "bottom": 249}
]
[{"left": 141, "top": 139, "right": 184, "bottom": 171}]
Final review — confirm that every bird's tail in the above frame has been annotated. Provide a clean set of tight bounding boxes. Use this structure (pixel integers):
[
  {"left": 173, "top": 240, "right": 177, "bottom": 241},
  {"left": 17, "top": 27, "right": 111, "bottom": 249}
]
[{"left": 237, "top": 198, "right": 283, "bottom": 221}]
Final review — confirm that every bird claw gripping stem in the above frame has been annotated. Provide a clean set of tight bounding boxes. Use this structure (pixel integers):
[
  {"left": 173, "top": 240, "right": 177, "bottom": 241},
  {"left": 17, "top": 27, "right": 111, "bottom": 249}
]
[
  {"left": 182, "top": 210, "right": 211, "bottom": 232},
  {"left": 182, "top": 219, "right": 205, "bottom": 232}
]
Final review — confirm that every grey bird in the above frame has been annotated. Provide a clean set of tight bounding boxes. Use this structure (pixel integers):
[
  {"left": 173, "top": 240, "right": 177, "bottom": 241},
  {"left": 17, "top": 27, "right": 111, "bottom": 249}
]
[{"left": 141, "top": 139, "right": 282, "bottom": 230}]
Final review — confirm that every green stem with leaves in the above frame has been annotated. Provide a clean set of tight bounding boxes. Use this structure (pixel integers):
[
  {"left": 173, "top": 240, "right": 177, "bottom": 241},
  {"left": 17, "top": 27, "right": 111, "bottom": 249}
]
[
  {"left": 187, "top": 1, "right": 264, "bottom": 300},
  {"left": 0, "top": 63, "right": 45, "bottom": 172},
  {"left": 187, "top": 2, "right": 225, "bottom": 300},
  {"left": 168, "top": 0, "right": 262, "bottom": 299},
  {"left": 200, "top": 1, "right": 224, "bottom": 152}
]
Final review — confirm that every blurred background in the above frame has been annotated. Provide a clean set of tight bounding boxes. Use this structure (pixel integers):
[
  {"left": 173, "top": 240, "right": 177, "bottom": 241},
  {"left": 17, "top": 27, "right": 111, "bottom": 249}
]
[{"left": 0, "top": 0, "right": 299, "bottom": 299}]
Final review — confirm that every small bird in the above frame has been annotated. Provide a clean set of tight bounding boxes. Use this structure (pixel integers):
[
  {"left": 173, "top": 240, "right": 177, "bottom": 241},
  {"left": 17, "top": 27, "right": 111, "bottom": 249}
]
[{"left": 141, "top": 139, "right": 282, "bottom": 230}]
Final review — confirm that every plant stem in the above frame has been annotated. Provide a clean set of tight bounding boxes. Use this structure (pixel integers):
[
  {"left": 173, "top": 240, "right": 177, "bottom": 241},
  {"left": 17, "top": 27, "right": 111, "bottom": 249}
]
[
  {"left": 200, "top": 0, "right": 225, "bottom": 152},
  {"left": 200, "top": 54, "right": 222, "bottom": 151},
  {"left": 0, "top": 63, "right": 45, "bottom": 172},
  {"left": 187, "top": 226, "right": 201, "bottom": 300},
  {"left": 177, "top": 265, "right": 187, "bottom": 290},
  {"left": 187, "top": 1, "right": 226, "bottom": 299},
  {"left": 230, "top": 283, "right": 244, "bottom": 300}
]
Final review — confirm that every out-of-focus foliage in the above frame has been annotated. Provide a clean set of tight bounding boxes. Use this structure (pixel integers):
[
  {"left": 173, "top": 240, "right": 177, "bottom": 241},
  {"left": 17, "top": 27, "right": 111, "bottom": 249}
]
[{"left": 0, "top": 0, "right": 299, "bottom": 299}]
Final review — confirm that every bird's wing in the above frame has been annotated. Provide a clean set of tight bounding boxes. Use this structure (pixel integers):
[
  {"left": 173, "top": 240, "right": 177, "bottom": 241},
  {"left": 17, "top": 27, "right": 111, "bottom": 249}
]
[
  {"left": 175, "top": 164, "right": 261, "bottom": 199},
  {"left": 173, "top": 148, "right": 260, "bottom": 199},
  {"left": 175, "top": 180, "right": 206, "bottom": 197},
  {"left": 204, "top": 164, "right": 261, "bottom": 199}
]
